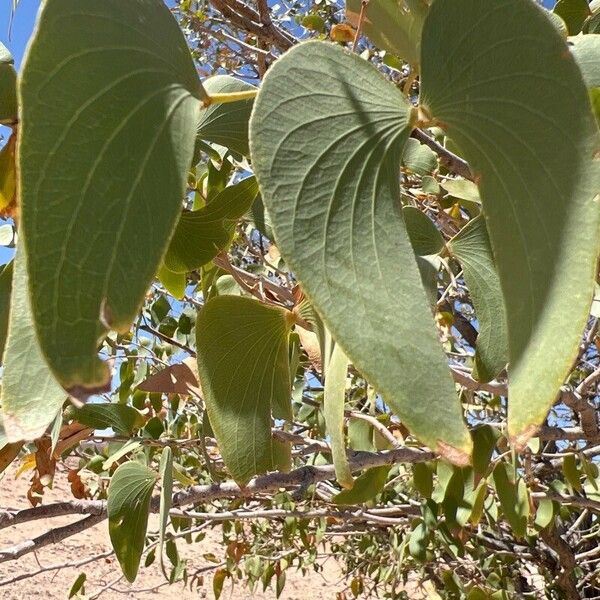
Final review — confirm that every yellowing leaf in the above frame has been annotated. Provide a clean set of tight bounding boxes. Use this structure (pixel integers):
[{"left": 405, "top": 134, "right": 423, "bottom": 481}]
[{"left": 330, "top": 23, "right": 355, "bottom": 43}]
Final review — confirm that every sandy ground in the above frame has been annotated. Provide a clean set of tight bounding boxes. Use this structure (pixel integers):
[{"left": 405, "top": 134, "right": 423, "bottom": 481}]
[{"left": 0, "top": 462, "right": 344, "bottom": 600}]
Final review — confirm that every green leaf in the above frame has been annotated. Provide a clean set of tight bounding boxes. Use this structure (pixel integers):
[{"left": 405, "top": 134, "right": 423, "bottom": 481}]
[
  {"left": 448, "top": 217, "right": 508, "bottom": 382},
  {"left": 197, "top": 76, "right": 256, "bottom": 157},
  {"left": 107, "top": 461, "right": 158, "bottom": 582},
  {"left": 471, "top": 424, "right": 499, "bottom": 476},
  {"left": 408, "top": 520, "right": 428, "bottom": 562},
  {"left": 492, "top": 463, "right": 529, "bottom": 539},
  {"left": 324, "top": 343, "right": 353, "bottom": 489},
  {"left": 346, "top": 0, "right": 429, "bottom": 67},
  {"left": 1, "top": 247, "right": 65, "bottom": 442},
  {"left": 163, "top": 176, "right": 259, "bottom": 273},
  {"left": 412, "top": 462, "right": 434, "bottom": 498},
  {"left": 72, "top": 403, "right": 145, "bottom": 436},
  {"left": 334, "top": 465, "right": 390, "bottom": 504},
  {"left": 402, "top": 206, "right": 444, "bottom": 256},
  {"left": 68, "top": 572, "right": 86, "bottom": 598},
  {"left": 0, "top": 260, "right": 13, "bottom": 362},
  {"left": 19, "top": 0, "right": 203, "bottom": 395},
  {"left": 534, "top": 498, "right": 555, "bottom": 530},
  {"left": 554, "top": 0, "right": 591, "bottom": 34},
  {"left": 250, "top": 41, "right": 471, "bottom": 464},
  {"left": 195, "top": 295, "right": 293, "bottom": 484},
  {"left": 562, "top": 453, "right": 582, "bottom": 492},
  {"left": 159, "top": 446, "right": 173, "bottom": 578},
  {"left": 441, "top": 179, "right": 481, "bottom": 204},
  {"left": 402, "top": 138, "right": 437, "bottom": 176},
  {"left": 421, "top": 0, "right": 600, "bottom": 445},
  {"left": 157, "top": 264, "right": 186, "bottom": 300},
  {"left": 0, "top": 43, "right": 17, "bottom": 124}
]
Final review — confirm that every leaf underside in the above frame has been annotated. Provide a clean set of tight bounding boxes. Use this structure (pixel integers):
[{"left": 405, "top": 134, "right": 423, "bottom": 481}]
[
  {"left": 195, "top": 295, "right": 292, "bottom": 484},
  {"left": 250, "top": 41, "right": 472, "bottom": 462},
  {"left": 19, "top": 0, "right": 202, "bottom": 394},
  {"left": 421, "top": 0, "right": 600, "bottom": 444}
]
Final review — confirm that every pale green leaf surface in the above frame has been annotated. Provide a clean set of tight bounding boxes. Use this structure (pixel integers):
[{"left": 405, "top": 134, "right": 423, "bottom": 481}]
[
  {"left": 492, "top": 463, "right": 529, "bottom": 538},
  {"left": 108, "top": 461, "right": 158, "bottom": 582},
  {"left": 159, "top": 446, "right": 173, "bottom": 578},
  {"left": 403, "top": 206, "right": 444, "bottom": 256},
  {"left": 441, "top": 179, "right": 481, "bottom": 204},
  {"left": 324, "top": 343, "right": 353, "bottom": 488},
  {"left": 19, "top": 0, "right": 203, "bottom": 394},
  {"left": 197, "top": 75, "right": 256, "bottom": 157},
  {"left": 250, "top": 41, "right": 471, "bottom": 462},
  {"left": 157, "top": 264, "right": 186, "bottom": 300},
  {"left": 164, "top": 176, "right": 258, "bottom": 273},
  {"left": 449, "top": 217, "right": 508, "bottom": 383},
  {"left": 195, "top": 296, "right": 292, "bottom": 484},
  {"left": 569, "top": 34, "right": 600, "bottom": 88},
  {"left": 1, "top": 247, "right": 65, "bottom": 442},
  {"left": 402, "top": 137, "right": 437, "bottom": 176},
  {"left": 346, "top": 0, "right": 428, "bottom": 67},
  {"left": 421, "top": 0, "right": 600, "bottom": 444},
  {"left": 72, "top": 403, "right": 145, "bottom": 436}
]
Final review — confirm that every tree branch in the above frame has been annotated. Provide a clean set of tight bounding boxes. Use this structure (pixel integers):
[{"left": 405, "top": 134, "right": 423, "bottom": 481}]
[{"left": 411, "top": 129, "right": 473, "bottom": 181}]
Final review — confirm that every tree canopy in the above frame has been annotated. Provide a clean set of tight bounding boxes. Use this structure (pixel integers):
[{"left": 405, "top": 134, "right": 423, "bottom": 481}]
[{"left": 0, "top": 0, "right": 600, "bottom": 598}]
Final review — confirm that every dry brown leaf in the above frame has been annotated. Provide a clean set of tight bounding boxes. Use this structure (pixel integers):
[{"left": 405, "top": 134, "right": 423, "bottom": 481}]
[
  {"left": 137, "top": 358, "right": 202, "bottom": 398},
  {"left": 296, "top": 325, "right": 322, "bottom": 373},
  {"left": 54, "top": 423, "right": 93, "bottom": 458},
  {"left": 0, "top": 441, "right": 22, "bottom": 475},
  {"left": 330, "top": 23, "right": 355, "bottom": 43},
  {"left": 68, "top": 468, "right": 90, "bottom": 499}
]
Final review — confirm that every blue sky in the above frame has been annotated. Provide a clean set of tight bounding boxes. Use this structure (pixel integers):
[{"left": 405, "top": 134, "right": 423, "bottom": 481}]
[{"left": 2, "top": 0, "right": 558, "bottom": 67}]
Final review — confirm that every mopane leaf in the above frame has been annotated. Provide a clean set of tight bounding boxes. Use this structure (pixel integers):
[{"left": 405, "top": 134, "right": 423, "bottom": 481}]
[
  {"left": 1, "top": 247, "right": 65, "bottom": 442},
  {"left": 72, "top": 403, "right": 145, "bottom": 437},
  {"left": 421, "top": 0, "right": 600, "bottom": 445},
  {"left": 569, "top": 34, "right": 600, "bottom": 122},
  {"left": 250, "top": 42, "right": 471, "bottom": 463},
  {"left": 197, "top": 75, "right": 256, "bottom": 157},
  {"left": 19, "top": 0, "right": 203, "bottom": 395},
  {"left": 157, "top": 264, "right": 186, "bottom": 300},
  {"left": 108, "top": 461, "right": 158, "bottom": 582},
  {"left": 163, "top": 176, "right": 259, "bottom": 273},
  {"left": 448, "top": 217, "right": 508, "bottom": 382},
  {"left": 402, "top": 138, "right": 437, "bottom": 176},
  {"left": 324, "top": 343, "right": 353, "bottom": 488},
  {"left": 402, "top": 206, "right": 444, "bottom": 256},
  {"left": 346, "top": 0, "right": 429, "bottom": 68},
  {"left": 159, "top": 446, "right": 173, "bottom": 578},
  {"left": 492, "top": 463, "right": 529, "bottom": 539},
  {"left": 334, "top": 465, "right": 390, "bottom": 504},
  {"left": 195, "top": 296, "right": 293, "bottom": 484},
  {"left": 0, "top": 43, "right": 17, "bottom": 124}
]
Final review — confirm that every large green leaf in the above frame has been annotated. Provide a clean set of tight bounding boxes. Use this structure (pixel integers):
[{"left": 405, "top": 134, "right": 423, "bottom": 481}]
[
  {"left": 163, "top": 176, "right": 259, "bottom": 273},
  {"left": 195, "top": 296, "right": 293, "bottom": 484},
  {"left": 324, "top": 343, "right": 353, "bottom": 488},
  {"left": 346, "top": 0, "right": 429, "bottom": 68},
  {"left": 1, "top": 247, "right": 65, "bottom": 442},
  {"left": 0, "top": 43, "right": 17, "bottom": 124},
  {"left": 334, "top": 465, "right": 390, "bottom": 504},
  {"left": 19, "top": 0, "right": 203, "bottom": 395},
  {"left": 197, "top": 75, "right": 256, "bottom": 157},
  {"left": 448, "top": 217, "right": 508, "bottom": 383},
  {"left": 108, "top": 461, "right": 158, "bottom": 582},
  {"left": 250, "top": 41, "right": 471, "bottom": 463},
  {"left": 421, "top": 0, "right": 600, "bottom": 445}
]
